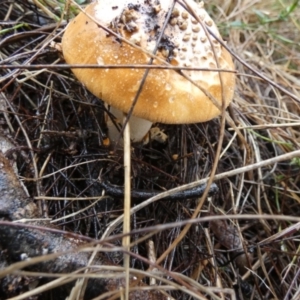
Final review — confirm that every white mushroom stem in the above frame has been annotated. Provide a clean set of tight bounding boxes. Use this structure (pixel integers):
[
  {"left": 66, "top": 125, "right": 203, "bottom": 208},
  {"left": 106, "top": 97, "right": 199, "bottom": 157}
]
[{"left": 106, "top": 105, "right": 153, "bottom": 144}]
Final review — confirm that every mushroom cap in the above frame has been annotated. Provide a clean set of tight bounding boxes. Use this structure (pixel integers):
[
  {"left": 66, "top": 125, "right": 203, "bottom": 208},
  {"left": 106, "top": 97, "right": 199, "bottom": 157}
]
[{"left": 62, "top": 0, "right": 235, "bottom": 124}]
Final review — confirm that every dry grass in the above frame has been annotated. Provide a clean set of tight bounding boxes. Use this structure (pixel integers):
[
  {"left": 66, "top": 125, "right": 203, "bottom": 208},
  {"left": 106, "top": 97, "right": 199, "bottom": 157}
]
[{"left": 0, "top": 0, "right": 300, "bottom": 299}]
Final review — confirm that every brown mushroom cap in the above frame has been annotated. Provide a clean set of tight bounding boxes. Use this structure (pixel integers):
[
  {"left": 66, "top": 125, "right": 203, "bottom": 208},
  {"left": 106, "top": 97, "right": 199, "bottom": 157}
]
[{"left": 62, "top": 0, "right": 235, "bottom": 124}]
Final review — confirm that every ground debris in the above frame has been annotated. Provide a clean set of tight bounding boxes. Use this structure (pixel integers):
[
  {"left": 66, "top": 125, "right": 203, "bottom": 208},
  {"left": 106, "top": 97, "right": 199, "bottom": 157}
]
[{"left": 0, "top": 151, "right": 167, "bottom": 299}]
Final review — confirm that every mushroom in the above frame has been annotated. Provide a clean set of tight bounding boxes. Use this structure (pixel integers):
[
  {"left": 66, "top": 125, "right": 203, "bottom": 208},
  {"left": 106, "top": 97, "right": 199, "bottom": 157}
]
[{"left": 62, "top": 0, "right": 235, "bottom": 143}]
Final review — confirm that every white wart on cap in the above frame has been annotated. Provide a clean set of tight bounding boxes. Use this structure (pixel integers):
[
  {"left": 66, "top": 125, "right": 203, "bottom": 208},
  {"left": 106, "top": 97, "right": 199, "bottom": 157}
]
[{"left": 62, "top": 0, "right": 235, "bottom": 130}]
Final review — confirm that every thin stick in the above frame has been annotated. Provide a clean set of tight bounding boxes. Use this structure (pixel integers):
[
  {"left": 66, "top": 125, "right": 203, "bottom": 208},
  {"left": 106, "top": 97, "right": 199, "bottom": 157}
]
[{"left": 123, "top": 114, "right": 131, "bottom": 300}]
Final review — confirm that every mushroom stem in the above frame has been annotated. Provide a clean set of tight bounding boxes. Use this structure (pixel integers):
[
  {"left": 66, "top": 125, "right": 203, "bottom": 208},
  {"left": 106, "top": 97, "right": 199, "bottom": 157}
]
[{"left": 106, "top": 106, "right": 153, "bottom": 144}]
